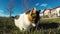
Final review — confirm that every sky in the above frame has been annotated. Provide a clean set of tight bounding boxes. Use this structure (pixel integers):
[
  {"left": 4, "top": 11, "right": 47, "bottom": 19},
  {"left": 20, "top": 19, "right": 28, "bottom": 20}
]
[{"left": 0, "top": 0, "right": 60, "bottom": 17}]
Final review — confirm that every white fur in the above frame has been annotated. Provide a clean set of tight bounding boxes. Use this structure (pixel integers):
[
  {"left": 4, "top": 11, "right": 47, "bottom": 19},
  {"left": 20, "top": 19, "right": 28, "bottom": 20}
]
[{"left": 14, "top": 13, "right": 36, "bottom": 31}]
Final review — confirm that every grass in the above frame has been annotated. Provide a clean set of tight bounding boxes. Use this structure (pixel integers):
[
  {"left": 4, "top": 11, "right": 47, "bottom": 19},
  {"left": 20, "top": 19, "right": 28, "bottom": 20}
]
[
  {"left": 0, "top": 17, "right": 60, "bottom": 34},
  {"left": 40, "top": 18, "right": 60, "bottom": 23}
]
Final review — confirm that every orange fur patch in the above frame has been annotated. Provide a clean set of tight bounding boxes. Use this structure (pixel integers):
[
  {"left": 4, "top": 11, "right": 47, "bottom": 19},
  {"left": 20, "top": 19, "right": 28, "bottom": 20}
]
[{"left": 28, "top": 14, "right": 33, "bottom": 22}]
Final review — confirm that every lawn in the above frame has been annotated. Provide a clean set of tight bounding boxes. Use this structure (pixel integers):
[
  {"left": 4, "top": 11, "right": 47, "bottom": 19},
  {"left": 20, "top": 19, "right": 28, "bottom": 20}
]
[
  {"left": 0, "top": 17, "right": 60, "bottom": 34},
  {"left": 40, "top": 18, "right": 60, "bottom": 23}
]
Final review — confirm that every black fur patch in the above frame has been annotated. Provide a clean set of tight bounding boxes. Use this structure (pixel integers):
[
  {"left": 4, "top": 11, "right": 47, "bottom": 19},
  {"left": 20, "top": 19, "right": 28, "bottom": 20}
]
[
  {"left": 26, "top": 10, "right": 31, "bottom": 14},
  {"left": 15, "top": 15, "right": 20, "bottom": 19}
]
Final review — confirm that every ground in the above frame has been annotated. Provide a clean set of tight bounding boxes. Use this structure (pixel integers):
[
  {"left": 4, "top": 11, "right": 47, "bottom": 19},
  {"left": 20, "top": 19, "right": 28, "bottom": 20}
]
[{"left": 0, "top": 17, "right": 60, "bottom": 34}]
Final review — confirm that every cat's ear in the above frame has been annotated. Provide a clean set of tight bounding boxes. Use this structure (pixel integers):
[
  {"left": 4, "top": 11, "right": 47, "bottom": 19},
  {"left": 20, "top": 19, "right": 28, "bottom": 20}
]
[
  {"left": 32, "top": 8, "right": 36, "bottom": 13},
  {"left": 30, "top": 8, "right": 36, "bottom": 15}
]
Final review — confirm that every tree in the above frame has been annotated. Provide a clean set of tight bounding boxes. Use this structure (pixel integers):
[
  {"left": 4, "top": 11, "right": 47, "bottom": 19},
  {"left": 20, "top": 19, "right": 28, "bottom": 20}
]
[{"left": 7, "top": 0, "right": 14, "bottom": 18}]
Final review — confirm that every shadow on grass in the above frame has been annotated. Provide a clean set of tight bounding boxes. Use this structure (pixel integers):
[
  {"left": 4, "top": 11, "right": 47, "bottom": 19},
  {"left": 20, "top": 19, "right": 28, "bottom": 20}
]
[{"left": 37, "top": 22, "right": 59, "bottom": 30}]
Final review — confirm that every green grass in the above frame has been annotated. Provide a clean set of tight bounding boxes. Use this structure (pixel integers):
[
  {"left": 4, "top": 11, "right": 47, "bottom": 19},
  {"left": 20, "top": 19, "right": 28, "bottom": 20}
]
[
  {"left": 0, "top": 17, "right": 60, "bottom": 34},
  {"left": 40, "top": 18, "right": 60, "bottom": 23}
]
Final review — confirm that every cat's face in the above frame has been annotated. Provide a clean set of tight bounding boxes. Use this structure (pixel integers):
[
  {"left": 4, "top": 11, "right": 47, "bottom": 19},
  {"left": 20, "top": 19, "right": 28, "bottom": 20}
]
[{"left": 28, "top": 8, "right": 40, "bottom": 24}]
